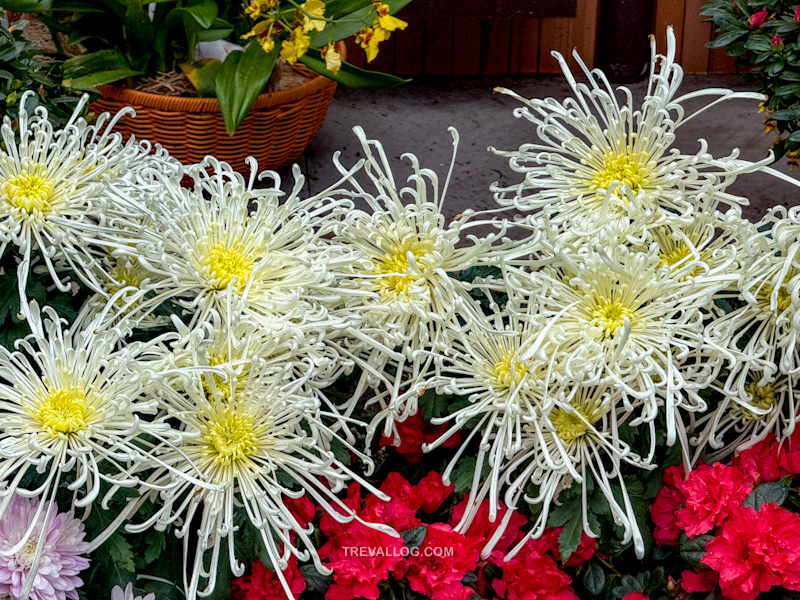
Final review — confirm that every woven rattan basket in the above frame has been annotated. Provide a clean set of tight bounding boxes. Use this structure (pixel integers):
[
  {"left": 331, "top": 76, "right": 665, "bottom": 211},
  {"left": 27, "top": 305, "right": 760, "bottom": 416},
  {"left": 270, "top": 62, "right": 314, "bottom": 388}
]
[{"left": 91, "top": 53, "right": 341, "bottom": 174}]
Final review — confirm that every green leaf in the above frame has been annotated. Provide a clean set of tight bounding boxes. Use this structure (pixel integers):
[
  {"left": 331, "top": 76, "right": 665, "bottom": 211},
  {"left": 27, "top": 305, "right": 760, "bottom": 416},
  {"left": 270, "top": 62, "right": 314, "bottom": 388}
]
[
  {"left": 300, "top": 49, "right": 410, "bottom": 88},
  {"left": 678, "top": 533, "right": 713, "bottom": 566},
  {"left": 706, "top": 30, "right": 747, "bottom": 49},
  {"left": 776, "top": 83, "right": 800, "bottom": 97},
  {"left": 215, "top": 40, "right": 279, "bottom": 135},
  {"left": 450, "top": 456, "right": 490, "bottom": 494},
  {"left": 742, "top": 481, "right": 789, "bottom": 510},
  {"left": 0, "top": 0, "right": 53, "bottom": 10},
  {"left": 770, "top": 106, "right": 800, "bottom": 120},
  {"left": 308, "top": 0, "right": 412, "bottom": 47},
  {"left": 402, "top": 525, "right": 427, "bottom": 552},
  {"left": 300, "top": 564, "right": 333, "bottom": 593},
  {"left": 106, "top": 533, "right": 136, "bottom": 572},
  {"left": 558, "top": 515, "right": 583, "bottom": 563},
  {"left": 745, "top": 33, "right": 773, "bottom": 52},
  {"left": 583, "top": 561, "right": 606, "bottom": 596},
  {"left": 143, "top": 530, "right": 166, "bottom": 565},
  {"left": 180, "top": 59, "right": 222, "bottom": 97},
  {"left": 63, "top": 49, "right": 143, "bottom": 88},
  {"left": 0, "top": 272, "right": 19, "bottom": 324},
  {"left": 324, "top": 0, "right": 372, "bottom": 18}
]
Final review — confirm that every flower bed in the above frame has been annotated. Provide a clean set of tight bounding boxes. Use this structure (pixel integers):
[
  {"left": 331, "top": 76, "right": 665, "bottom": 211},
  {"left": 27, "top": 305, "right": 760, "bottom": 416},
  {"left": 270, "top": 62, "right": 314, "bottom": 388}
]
[{"left": 0, "top": 24, "right": 799, "bottom": 600}]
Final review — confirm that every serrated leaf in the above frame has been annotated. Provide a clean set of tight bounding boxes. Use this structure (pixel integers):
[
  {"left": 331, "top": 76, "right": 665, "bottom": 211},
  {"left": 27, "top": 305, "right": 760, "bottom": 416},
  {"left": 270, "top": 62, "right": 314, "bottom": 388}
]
[
  {"left": 106, "top": 533, "right": 136, "bottom": 572},
  {"left": 402, "top": 525, "right": 427, "bottom": 552},
  {"left": 742, "top": 481, "right": 789, "bottom": 510},
  {"left": 583, "top": 561, "right": 606, "bottom": 596},
  {"left": 558, "top": 515, "right": 583, "bottom": 563},
  {"left": 143, "top": 530, "right": 166, "bottom": 565}
]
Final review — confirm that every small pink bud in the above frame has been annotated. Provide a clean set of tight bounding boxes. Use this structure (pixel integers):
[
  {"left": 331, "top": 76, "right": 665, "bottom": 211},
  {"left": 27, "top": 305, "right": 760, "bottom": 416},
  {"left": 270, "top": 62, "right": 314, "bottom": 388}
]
[
  {"left": 748, "top": 10, "right": 769, "bottom": 28},
  {"left": 772, "top": 34, "right": 784, "bottom": 51},
  {"left": 795, "top": 5, "right": 800, "bottom": 24}
]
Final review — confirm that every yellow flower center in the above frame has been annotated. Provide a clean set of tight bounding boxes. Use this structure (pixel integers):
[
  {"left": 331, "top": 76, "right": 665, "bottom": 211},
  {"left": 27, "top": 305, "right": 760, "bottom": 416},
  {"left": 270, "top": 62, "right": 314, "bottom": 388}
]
[
  {"left": 203, "top": 354, "right": 236, "bottom": 400},
  {"left": 550, "top": 407, "right": 593, "bottom": 444},
  {"left": 36, "top": 386, "right": 89, "bottom": 434},
  {"left": 590, "top": 151, "right": 649, "bottom": 192},
  {"left": 374, "top": 239, "right": 432, "bottom": 298},
  {"left": 1, "top": 171, "right": 54, "bottom": 216},
  {"left": 761, "top": 283, "right": 792, "bottom": 313},
  {"left": 591, "top": 297, "right": 634, "bottom": 336},
  {"left": 204, "top": 242, "right": 253, "bottom": 291},
  {"left": 743, "top": 382, "right": 777, "bottom": 421},
  {"left": 492, "top": 350, "right": 526, "bottom": 389},
  {"left": 17, "top": 539, "right": 39, "bottom": 568},
  {"left": 203, "top": 409, "right": 259, "bottom": 467}
]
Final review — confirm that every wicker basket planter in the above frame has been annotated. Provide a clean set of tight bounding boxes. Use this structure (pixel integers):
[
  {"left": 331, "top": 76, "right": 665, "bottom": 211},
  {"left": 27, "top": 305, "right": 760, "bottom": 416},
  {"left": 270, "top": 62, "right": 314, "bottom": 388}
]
[{"left": 91, "top": 55, "right": 342, "bottom": 174}]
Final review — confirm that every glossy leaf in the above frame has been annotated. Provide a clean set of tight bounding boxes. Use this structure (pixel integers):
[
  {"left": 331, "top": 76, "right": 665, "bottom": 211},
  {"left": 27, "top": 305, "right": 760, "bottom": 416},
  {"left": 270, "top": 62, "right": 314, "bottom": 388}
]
[
  {"left": 216, "top": 40, "right": 279, "bottom": 135},
  {"left": 308, "top": 0, "right": 411, "bottom": 46},
  {"left": 299, "top": 48, "right": 409, "bottom": 88}
]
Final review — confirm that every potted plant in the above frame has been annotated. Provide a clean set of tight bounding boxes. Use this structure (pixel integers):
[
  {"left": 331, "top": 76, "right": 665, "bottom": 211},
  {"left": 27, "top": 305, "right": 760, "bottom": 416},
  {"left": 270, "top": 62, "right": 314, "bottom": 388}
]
[
  {"left": 5, "top": 0, "right": 411, "bottom": 172},
  {"left": 703, "top": 0, "right": 800, "bottom": 167}
]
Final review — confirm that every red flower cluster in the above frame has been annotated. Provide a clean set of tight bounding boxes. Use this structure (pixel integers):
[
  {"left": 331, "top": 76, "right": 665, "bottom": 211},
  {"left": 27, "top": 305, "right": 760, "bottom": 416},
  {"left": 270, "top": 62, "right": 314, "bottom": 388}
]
[
  {"left": 379, "top": 412, "right": 461, "bottom": 463},
  {"left": 232, "top": 556, "right": 306, "bottom": 600},
  {"left": 651, "top": 433, "right": 800, "bottom": 600}
]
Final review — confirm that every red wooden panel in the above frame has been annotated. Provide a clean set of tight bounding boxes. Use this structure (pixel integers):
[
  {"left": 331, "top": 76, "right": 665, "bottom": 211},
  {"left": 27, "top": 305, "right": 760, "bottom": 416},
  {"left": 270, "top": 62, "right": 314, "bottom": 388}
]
[
  {"left": 344, "top": 38, "right": 366, "bottom": 69},
  {"left": 482, "top": 17, "right": 512, "bottom": 76},
  {"left": 402, "top": 0, "right": 575, "bottom": 19},
  {"left": 452, "top": 16, "right": 482, "bottom": 75},
  {"left": 573, "top": 0, "right": 599, "bottom": 68},
  {"left": 510, "top": 17, "right": 540, "bottom": 74},
  {"left": 654, "top": 0, "right": 687, "bottom": 62},
  {"left": 394, "top": 17, "right": 426, "bottom": 75},
  {"left": 709, "top": 30, "right": 737, "bottom": 73},
  {"left": 681, "top": 0, "right": 712, "bottom": 73},
  {"left": 423, "top": 18, "right": 454, "bottom": 75},
  {"left": 538, "top": 17, "right": 573, "bottom": 74}
]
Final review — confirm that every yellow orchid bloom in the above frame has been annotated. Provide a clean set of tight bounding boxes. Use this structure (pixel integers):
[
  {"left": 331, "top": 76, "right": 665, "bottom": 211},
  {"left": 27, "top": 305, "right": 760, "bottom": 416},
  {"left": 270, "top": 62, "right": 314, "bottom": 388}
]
[
  {"left": 322, "top": 43, "right": 342, "bottom": 74},
  {"left": 355, "top": 26, "right": 389, "bottom": 63},
  {"left": 281, "top": 26, "right": 311, "bottom": 63},
  {"left": 301, "top": 0, "right": 327, "bottom": 32},
  {"left": 374, "top": 3, "right": 407, "bottom": 31},
  {"left": 241, "top": 20, "right": 276, "bottom": 52},
  {"left": 244, "top": 0, "right": 277, "bottom": 19}
]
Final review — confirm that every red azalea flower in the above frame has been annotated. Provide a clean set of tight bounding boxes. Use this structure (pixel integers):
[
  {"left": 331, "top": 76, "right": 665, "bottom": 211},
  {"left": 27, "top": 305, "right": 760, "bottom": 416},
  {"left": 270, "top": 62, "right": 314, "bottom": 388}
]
[
  {"left": 703, "top": 504, "right": 800, "bottom": 600},
  {"left": 675, "top": 463, "right": 752, "bottom": 538},
  {"left": 732, "top": 435, "right": 789, "bottom": 486},
  {"left": 795, "top": 4, "right": 800, "bottom": 24},
  {"left": 320, "top": 521, "right": 406, "bottom": 600},
  {"left": 747, "top": 9, "right": 769, "bottom": 28},
  {"left": 778, "top": 428, "right": 800, "bottom": 474},
  {"left": 285, "top": 494, "right": 316, "bottom": 530},
  {"left": 650, "top": 465, "right": 688, "bottom": 545},
  {"left": 771, "top": 34, "right": 785, "bottom": 51},
  {"left": 450, "top": 498, "right": 528, "bottom": 557},
  {"left": 621, "top": 593, "right": 648, "bottom": 600},
  {"left": 379, "top": 412, "right": 461, "bottom": 463},
  {"left": 232, "top": 557, "right": 306, "bottom": 600},
  {"left": 681, "top": 568, "right": 719, "bottom": 593},
  {"left": 363, "top": 472, "right": 421, "bottom": 532},
  {"left": 415, "top": 471, "right": 454, "bottom": 513},
  {"left": 559, "top": 530, "right": 598, "bottom": 567},
  {"left": 406, "top": 523, "right": 483, "bottom": 600},
  {"left": 493, "top": 541, "right": 578, "bottom": 600},
  {"left": 320, "top": 482, "right": 362, "bottom": 537}
]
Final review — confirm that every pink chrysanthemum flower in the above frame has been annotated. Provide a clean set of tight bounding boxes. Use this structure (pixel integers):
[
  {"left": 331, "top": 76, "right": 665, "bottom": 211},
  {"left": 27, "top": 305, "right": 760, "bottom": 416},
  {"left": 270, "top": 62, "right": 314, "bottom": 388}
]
[
  {"left": 0, "top": 496, "right": 89, "bottom": 600},
  {"left": 110, "top": 583, "right": 155, "bottom": 600}
]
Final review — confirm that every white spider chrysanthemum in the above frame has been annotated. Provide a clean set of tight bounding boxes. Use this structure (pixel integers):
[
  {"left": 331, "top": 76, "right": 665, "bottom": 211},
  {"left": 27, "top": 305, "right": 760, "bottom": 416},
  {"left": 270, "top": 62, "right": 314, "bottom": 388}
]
[
  {"left": 511, "top": 244, "right": 725, "bottom": 453},
  {"left": 111, "top": 158, "right": 360, "bottom": 333},
  {"left": 0, "top": 303, "right": 173, "bottom": 598},
  {"left": 705, "top": 205, "right": 800, "bottom": 388},
  {"left": 0, "top": 93, "right": 160, "bottom": 311},
  {"left": 133, "top": 351, "right": 396, "bottom": 600},
  {"left": 324, "top": 127, "right": 539, "bottom": 437},
  {"left": 490, "top": 27, "right": 766, "bottom": 242},
  {"left": 693, "top": 372, "right": 800, "bottom": 463},
  {"left": 480, "top": 386, "right": 650, "bottom": 559}
]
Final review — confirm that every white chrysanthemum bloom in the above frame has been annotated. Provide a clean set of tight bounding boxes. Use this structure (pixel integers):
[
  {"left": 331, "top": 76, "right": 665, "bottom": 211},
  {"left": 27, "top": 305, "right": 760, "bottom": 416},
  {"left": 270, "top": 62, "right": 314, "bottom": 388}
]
[
  {"left": 0, "top": 303, "right": 174, "bottom": 595},
  {"left": 490, "top": 27, "right": 766, "bottom": 243},
  {"left": 133, "top": 346, "right": 396, "bottom": 599},
  {"left": 512, "top": 244, "right": 724, "bottom": 453},
  {"left": 705, "top": 205, "right": 800, "bottom": 387},
  {"left": 483, "top": 386, "right": 650, "bottom": 560},
  {"left": 324, "top": 127, "right": 539, "bottom": 438},
  {"left": 0, "top": 93, "right": 159, "bottom": 312},
  {"left": 693, "top": 372, "right": 800, "bottom": 462},
  {"left": 112, "top": 157, "right": 360, "bottom": 333},
  {"left": 417, "top": 288, "right": 555, "bottom": 514}
]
